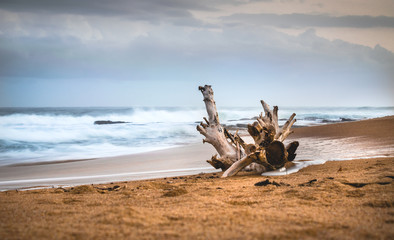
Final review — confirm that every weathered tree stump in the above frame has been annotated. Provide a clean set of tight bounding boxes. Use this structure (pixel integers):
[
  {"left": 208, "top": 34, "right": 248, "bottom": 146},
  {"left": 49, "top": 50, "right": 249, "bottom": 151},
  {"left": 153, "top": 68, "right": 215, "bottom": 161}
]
[{"left": 197, "top": 85, "right": 299, "bottom": 177}]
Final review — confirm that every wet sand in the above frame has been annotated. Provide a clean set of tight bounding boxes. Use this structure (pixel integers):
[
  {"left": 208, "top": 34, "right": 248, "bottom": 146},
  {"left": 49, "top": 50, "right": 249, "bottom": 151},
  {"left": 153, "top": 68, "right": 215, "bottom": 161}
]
[
  {"left": 0, "top": 116, "right": 393, "bottom": 239},
  {"left": 0, "top": 143, "right": 218, "bottom": 191},
  {"left": 291, "top": 115, "right": 394, "bottom": 141},
  {"left": 1, "top": 116, "right": 393, "bottom": 191}
]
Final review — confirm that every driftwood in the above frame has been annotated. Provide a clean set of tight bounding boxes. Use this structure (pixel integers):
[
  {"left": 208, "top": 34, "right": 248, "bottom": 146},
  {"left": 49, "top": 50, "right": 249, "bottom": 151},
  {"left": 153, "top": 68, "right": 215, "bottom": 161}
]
[{"left": 197, "top": 85, "right": 299, "bottom": 177}]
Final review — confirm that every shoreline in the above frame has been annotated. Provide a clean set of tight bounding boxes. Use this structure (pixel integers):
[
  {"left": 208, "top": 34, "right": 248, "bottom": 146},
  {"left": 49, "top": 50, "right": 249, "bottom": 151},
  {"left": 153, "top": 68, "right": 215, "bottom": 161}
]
[
  {"left": 0, "top": 116, "right": 393, "bottom": 239},
  {"left": 0, "top": 116, "right": 393, "bottom": 191},
  {"left": 0, "top": 143, "right": 218, "bottom": 191}
]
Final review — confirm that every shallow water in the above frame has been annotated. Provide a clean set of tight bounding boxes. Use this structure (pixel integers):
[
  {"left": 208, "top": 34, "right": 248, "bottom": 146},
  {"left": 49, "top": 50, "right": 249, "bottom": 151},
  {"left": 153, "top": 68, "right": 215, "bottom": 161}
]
[
  {"left": 263, "top": 137, "right": 394, "bottom": 176},
  {"left": 0, "top": 135, "right": 393, "bottom": 191}
]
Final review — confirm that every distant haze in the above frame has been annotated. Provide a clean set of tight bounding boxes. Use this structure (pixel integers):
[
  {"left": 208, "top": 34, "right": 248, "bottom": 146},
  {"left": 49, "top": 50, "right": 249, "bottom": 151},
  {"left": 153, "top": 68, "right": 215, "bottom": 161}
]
[{"left": 0, "top": 0, "right": 393, "bottom": 107}]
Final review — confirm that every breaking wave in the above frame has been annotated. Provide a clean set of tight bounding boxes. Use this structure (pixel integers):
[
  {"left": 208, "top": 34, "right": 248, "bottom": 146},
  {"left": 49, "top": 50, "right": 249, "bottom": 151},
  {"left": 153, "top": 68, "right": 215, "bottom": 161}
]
[{"left": 0, "top": 106, "right": 393, "bottom": 166}]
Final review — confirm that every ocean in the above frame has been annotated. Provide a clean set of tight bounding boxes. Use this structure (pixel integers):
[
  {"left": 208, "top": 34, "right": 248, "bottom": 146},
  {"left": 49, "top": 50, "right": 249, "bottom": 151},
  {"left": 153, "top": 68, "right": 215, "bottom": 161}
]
[{"left": 0, "top": 106, "right": 393, "bottom": 167}]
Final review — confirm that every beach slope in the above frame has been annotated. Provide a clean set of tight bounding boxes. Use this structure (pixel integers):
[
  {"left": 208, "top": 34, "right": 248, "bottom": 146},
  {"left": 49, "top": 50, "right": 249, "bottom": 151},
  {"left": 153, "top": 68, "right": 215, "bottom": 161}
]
[{"left": 0, "top": 116, "right": 393, "bottom": 239}]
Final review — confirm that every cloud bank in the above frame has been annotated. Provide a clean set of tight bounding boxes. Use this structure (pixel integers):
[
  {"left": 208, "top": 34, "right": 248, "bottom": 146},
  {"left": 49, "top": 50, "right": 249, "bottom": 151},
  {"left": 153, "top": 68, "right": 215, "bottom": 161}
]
[{"left": 0, "top": 0, "right": 393, "bottom": 107}]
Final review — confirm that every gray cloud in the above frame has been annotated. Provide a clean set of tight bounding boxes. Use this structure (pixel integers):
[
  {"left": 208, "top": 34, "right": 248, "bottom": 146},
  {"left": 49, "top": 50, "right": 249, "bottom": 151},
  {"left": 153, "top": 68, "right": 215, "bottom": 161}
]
[
  {"left": 0, "top": 25, "right": 392, "bottom": 81},
  {"left": 0, "top": 0, "right": 216, "bottom": 28},
  {"left": 1, "top": 26, "right": 393, "bottom": 107},
  {"left": 223, "top": 13, "right": 394, "bottom": 28},
  {"left": 0, "top": 0, "right": 215, "bottom": 16},
  {"left": 0, "top": 0, "right": 393, "bottom": 107}
]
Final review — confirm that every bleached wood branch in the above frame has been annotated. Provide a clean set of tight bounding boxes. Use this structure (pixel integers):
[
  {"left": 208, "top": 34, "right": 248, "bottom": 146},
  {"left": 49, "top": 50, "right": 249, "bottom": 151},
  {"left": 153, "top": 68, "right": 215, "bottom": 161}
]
[{"left": 197, "top": 85, "right": 299, "bottom": 176}]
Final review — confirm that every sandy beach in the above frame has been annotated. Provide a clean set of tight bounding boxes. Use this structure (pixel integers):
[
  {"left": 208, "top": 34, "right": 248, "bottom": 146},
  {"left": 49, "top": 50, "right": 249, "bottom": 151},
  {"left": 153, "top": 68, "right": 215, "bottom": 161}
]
[
  {"left": 0, "top": 143, "right": 218, "bottom": 191},
  {"left": 1, "top": 0, "right": 393, "bottom": 239},
  {"left": 0, "top": 116, "right": 393, "bottom": 239}
]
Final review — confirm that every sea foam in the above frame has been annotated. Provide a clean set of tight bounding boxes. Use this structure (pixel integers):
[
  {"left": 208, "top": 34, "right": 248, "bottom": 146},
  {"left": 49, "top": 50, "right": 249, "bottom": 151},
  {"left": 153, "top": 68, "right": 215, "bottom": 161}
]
[{"left": 0, "top": 106, "right": 393, "bottom": 166}]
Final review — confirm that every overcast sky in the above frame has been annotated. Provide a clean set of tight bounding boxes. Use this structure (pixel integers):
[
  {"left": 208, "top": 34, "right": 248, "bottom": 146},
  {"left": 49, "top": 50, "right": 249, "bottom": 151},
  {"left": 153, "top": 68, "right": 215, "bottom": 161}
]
[{"left": 0, "top": 0, "right": 393, "bottom": 107}]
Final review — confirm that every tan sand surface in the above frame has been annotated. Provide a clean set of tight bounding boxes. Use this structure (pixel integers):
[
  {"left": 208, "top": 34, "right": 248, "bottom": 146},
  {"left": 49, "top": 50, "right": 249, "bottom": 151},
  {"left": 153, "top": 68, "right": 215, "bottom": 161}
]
[
  {"left": 0, "top": 116, "right": 393, "bottom": 239},
  {"left": 0, "top": 157, "right": 393, "bottom": 240},
  {"left": 291, "top": 115, "right": 394, "bottom": 141}
]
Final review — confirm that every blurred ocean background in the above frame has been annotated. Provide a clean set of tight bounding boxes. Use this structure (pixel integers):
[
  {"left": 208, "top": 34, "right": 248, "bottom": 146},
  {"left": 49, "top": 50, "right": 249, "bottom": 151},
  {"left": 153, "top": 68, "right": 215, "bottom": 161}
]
[{"left": 1, "top": 106, "right": 393, "bottom": 166}]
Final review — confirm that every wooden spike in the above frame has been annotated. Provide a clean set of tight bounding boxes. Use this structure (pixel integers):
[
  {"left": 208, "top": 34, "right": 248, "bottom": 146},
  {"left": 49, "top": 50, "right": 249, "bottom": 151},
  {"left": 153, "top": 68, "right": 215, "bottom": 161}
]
[
  {"left": 236, "top": 142, "right": 240, "bottom": 161},
  {"left": 197, "top": 85, "right": 238, "bottom": 160},
  {"left": 234, "top": 133, "right": 247, "bottom": 150},
  {"left": 224, "top": 128, "right": 236, "bottom": 145},
  {"left": 257, "top": 118, "right": 265, "bottom": 128},
  {"left": 199, "top": 85, "right": 219, "bottom": 125},
  {"left": 282, "top": 113, "right": 296, "bottom": 130},
  {"left": 196, "top": 125, "right": 207, "bottom": 136},
  {"left": 273, "top": 106, "right": 278, "bottom": 122},
  {"left": 203, "top": 117, "right": 210, "bottom": 125},
  {"left": 288, "top": 118, "right": 296, "bottom": 129},
  {"left": 260, "top": 100, "right": 271, "bottom": 116}
]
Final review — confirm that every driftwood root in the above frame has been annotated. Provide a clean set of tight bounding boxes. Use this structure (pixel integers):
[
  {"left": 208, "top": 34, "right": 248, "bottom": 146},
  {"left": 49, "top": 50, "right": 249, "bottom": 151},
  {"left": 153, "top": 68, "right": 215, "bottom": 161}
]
[{"left": 197, "top": 85, "right": 299, "bottom": 177}]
